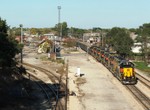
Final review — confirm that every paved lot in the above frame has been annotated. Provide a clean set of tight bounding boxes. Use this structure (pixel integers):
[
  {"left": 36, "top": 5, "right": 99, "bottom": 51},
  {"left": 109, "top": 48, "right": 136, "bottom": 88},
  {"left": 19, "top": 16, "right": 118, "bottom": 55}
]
[{"left": 66, "top": 51, "right": 143, "bottom": 110}]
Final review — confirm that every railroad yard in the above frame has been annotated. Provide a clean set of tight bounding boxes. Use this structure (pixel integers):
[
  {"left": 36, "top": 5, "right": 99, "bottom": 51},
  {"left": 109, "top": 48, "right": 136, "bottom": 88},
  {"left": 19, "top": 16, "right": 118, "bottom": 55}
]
[
  {"left": 0, "top": 43, "right": 149, "bottom": 110},
  {"left": 1, "top": 1, "right": 150, "bottom": 110},
  {"left": 21, "top": 45, "right": 150, "bottom": 110},
  {"left": 65, "top": 48, "right": 150, "bottom": 110}
]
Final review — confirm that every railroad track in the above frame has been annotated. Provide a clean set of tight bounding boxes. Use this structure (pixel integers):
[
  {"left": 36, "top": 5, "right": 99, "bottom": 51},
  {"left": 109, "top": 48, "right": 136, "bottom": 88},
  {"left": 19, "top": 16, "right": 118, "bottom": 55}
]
[
  {"left": 23, "top": 63, "right": 67, "bottom": 110},
  {"left": 136, "top": 73, "right": 150, "bottom": 89},
  {"left": 77, "top": 42, "right": 150, "bottom": 109},
  {"left": 23, "top": 62, "right": 66, "bottom": 88},
  {"left": 29, "top": 74, "right": 52, "bottom": 105},
  {"left": 126, "top": 85, "right": 150, "bottom": 110}
]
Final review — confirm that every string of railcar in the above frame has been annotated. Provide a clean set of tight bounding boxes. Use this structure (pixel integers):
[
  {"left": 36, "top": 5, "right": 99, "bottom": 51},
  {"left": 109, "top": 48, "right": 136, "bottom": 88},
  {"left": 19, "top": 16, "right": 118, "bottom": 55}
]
[
  {"left": 77, "top": 42, "right": 137, "bottom": 85},
  {"left": 77, "top": 41, "right": 150, "bottom": 110}
]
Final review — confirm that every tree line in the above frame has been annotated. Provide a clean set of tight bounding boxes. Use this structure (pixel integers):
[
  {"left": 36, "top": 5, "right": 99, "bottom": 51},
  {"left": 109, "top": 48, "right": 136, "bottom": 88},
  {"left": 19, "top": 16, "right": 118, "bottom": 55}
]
[
  {"left": 10, "top": 22, "right": 86, "bottom": 38},
  {"left": 0, "top": 17, "right": 150, "bottom": 67},
  {"left": 106, "top": 24, "right": 150, "bottom": 64}
]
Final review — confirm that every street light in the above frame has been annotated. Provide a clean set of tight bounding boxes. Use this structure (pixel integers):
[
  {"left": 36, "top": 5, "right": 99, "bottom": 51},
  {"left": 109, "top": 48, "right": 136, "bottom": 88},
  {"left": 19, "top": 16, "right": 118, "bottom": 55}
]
[
  {"left": 57, "top": 6, "right": 62, "bottom": 58},
  {"left": 20, "top": 24, "right": 23, "bottom": 44},
  {"left": 19, "top": 24, "right": 23, "bottom": 63},
  {"left": 58, "top": 6, "right": 61, "bottom": 38}
]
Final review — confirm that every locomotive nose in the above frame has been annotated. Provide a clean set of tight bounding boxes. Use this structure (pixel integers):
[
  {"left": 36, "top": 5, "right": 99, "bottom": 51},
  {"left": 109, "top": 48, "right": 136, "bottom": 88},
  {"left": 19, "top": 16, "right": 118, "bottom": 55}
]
[{"left": 123, "top": 68, "right": 133, "bottom": 77}]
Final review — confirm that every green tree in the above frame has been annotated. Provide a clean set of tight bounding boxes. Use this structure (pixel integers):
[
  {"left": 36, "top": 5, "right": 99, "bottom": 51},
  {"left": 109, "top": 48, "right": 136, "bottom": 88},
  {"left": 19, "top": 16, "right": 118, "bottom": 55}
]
[
  {"left": 40, "top": 28, "right": 52, "bottom": 34},
  {"left": 54, "top": 22, "right": 68, "bottom": 37},
  {"left": 107, "top": 27, "right": 133, "bottom": 58},
  {"left": 53, "top": 22, "right": 86, "bottom": 38},
  {"left": 10, "top": 27, "right": 21, "bottom": 36},
  {"left": 30, "top": 28, "right": 38, "bottom": 35},
  {"left": 62, "top": 22, "right": 68, "bottom": 37},
  {"left": 136, "top": 23, "right": 150, "bottom": 64},
  {"left": 0, "top": 18, "right": 8, "bottom": 33},
  {"left": 68, "top": 27, "right": 85, "bottom": 38},
  {"left": 0, "top": 18, "right": 20, "bottom": 67},
  {"left": 92, "top": 27, "right": 102, "bottom": 32}
]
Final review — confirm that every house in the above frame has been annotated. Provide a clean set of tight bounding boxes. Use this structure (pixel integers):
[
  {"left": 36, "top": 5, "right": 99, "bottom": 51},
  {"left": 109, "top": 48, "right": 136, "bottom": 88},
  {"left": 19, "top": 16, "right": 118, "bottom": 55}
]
[
  {"left": 43, "top": 33, "right": 61, "bottom": 41},
  {"left": 130, "top": 32, "right": 142, "bottom": 54},
  {"left": 83, "top": 32, "right": 100, "bottom": 44},
  {"left": 132, "top": 43, "right": 142, "bottom": 54},
  {"left": 37, "top": 39, "right": 50, "bottom": 54}
]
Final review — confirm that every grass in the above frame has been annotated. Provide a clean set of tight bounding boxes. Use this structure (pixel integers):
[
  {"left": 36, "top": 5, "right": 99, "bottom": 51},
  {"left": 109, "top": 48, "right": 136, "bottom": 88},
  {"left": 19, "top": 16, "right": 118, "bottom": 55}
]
[
  {"left": 56, "top": 58, "right": 65, "bottom": 64},
  {"left": 39, "top": 54, "right": 65, "bottom": 64},
  {"left": 40, "top": 56, "right": 47, "bottom": 61},
  {"left": 134, "top": 61, "right": 150, "bottom": 72}
]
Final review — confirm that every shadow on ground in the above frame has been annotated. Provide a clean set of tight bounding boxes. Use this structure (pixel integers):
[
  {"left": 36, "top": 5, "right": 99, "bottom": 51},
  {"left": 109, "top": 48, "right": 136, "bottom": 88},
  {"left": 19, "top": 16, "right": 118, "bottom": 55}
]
[{"left": 0, "top": 66, "right": 66, "bottom": 110}]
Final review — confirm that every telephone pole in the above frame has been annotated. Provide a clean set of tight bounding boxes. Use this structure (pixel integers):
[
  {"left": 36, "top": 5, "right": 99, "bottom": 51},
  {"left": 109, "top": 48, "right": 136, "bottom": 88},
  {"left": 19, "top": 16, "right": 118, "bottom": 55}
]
[{"left": 20, "top": 24, "right": 23, "bottom": 63}]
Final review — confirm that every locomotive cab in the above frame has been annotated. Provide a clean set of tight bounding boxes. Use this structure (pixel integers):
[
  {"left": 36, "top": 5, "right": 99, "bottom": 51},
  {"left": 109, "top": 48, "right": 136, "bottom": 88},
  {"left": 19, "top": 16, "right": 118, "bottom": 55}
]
[{"left": 119, "top": 60, "right": 137, "bottom": 84}]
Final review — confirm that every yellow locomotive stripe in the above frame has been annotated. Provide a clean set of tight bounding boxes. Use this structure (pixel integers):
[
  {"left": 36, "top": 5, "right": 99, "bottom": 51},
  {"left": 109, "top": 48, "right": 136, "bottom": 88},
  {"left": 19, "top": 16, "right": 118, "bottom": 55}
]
[{"left": 123, "top": 68, "right": 133, "bottom": 77}]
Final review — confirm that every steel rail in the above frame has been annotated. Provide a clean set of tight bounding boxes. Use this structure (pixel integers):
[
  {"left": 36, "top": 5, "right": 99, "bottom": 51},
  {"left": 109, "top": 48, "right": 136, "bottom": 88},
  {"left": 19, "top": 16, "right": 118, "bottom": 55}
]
[
  {"left": 136, "top": 73, "right": 150, "bottom": 89},
  {"left": 23, "top": 63, "right": 65, "bottom": 110},
  {"left": 126, "top": 85, "right": 150, "bottom": 110},
  {"left": 29, "top": 74, "right": 51, "bottom": 104}
]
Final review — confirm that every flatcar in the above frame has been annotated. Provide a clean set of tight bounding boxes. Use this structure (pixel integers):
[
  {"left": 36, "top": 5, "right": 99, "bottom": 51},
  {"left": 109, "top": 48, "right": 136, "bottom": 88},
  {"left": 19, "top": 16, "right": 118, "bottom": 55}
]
[{"left": 77, "top": 42, "right": 137, "bottom": 85}]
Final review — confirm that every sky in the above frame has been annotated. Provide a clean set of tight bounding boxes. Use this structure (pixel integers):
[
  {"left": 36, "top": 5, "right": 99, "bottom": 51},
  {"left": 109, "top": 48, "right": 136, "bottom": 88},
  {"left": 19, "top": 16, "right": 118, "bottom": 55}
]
[{"left": 0, "top": 0, "right": 150, "bottom": 29}]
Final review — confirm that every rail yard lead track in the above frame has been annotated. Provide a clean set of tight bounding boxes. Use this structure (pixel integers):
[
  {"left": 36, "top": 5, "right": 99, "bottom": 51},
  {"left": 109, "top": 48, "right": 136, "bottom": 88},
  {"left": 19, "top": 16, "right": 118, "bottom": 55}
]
[
  {"left": 29, "top": 73, "right": 51, "bottom": 104},
  {"left": 23, "top": 62, "right": 66, "bottom": 90},
  {"left": 136, "top": 73, "right": 150, "bottom": 89},
  {"left": 30, "top": 73, "right": 65, "bottom": 110},
  {"left": 126, "top": 85, "right": 150, "bottom": 110},
  {"left": 22, "top": 63, "right": 66, "bottom": 110}
]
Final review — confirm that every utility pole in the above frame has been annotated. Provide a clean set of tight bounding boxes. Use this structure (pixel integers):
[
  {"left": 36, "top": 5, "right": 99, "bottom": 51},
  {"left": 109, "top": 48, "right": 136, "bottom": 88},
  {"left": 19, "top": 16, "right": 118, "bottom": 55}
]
[
  {"left": 20, "top": 24, "right": 23, "bottom": 44},
  {"left": 58, "top": 6, "right": 61, "bottom": 38},
  {"left": 102, "top": 33, "right": 104, "bottom": 47},
  {"left": 20, "top": 24, "right": 23, "bottom": 63},
  {"left": 57, "top": 6, "right": 61, "bottom": 58}
]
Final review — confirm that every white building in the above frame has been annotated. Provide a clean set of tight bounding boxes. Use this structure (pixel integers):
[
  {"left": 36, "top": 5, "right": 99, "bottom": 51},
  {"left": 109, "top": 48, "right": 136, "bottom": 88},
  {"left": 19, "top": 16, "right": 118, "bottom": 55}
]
[
  {"left": 44, "top": 33, "right": 61, "bottom": 41},
  {"left": 132, "top": 43, "right": 142, "bottom": 53},
  {"left": 132, "top": 42, "right": 150, "bottom": 54},
  {"left": 83, "top": 32, "right": 100, "bottom": 43}
]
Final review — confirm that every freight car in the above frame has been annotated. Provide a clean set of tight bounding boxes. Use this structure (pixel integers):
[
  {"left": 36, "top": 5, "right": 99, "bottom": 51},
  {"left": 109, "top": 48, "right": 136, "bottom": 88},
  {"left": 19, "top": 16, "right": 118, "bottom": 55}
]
[{"left": 77, "top": 42, "right": 137, "bottom": 85}]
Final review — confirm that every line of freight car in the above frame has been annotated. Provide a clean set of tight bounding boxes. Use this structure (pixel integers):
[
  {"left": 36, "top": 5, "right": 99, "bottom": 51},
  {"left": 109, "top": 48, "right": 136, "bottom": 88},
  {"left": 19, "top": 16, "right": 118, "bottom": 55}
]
[{"left": 76, "top": 42, "right": 137, "bottom": 85}]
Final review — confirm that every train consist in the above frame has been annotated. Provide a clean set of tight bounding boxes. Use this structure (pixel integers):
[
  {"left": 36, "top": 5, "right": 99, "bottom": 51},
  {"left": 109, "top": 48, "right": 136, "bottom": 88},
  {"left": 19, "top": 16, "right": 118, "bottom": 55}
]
[{"left": 77, "top": 42, "right": 137, "bottom": 85}]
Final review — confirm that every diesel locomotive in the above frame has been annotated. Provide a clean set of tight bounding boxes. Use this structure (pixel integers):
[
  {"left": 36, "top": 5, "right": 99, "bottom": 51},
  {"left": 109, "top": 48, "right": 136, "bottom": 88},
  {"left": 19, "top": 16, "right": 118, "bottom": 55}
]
[{"left": 77, "top": 42, "right": 137, "bottom": 85}]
